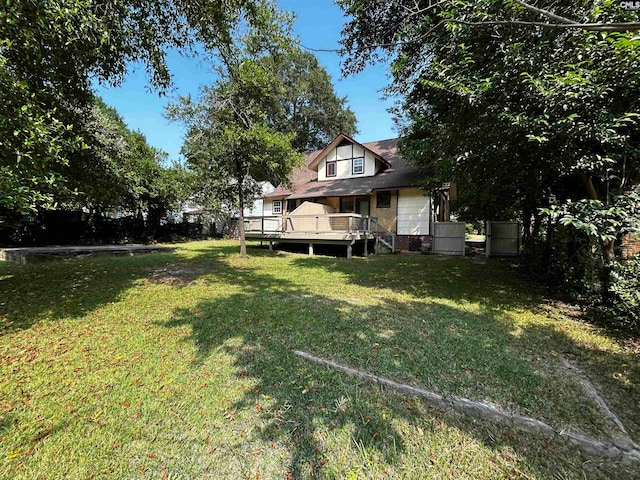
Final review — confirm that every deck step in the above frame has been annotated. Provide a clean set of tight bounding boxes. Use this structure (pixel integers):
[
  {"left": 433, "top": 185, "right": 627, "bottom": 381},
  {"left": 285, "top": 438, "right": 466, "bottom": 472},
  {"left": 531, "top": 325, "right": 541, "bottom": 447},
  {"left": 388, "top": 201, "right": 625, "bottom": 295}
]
[{"left": 377, "top": 238, "right": 394, "bottom": 254}]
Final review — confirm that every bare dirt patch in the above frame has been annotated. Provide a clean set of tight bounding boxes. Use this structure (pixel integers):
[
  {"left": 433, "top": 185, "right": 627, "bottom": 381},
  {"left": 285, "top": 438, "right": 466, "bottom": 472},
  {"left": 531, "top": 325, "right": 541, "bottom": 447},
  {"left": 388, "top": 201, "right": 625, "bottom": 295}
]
[{"left": 146, "top": 264, "right": 211, "bottom": 286}]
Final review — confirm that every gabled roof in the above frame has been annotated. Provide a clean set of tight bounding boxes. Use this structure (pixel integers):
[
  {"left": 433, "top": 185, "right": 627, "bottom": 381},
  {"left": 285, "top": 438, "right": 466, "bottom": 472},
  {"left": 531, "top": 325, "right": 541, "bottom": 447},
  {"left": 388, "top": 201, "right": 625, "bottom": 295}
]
[
  {"left": 265, "top": 137, "right": 423, "bottom": 200},
  {"left": 307, "top": 133, "right": 392, "bottom": 171}
]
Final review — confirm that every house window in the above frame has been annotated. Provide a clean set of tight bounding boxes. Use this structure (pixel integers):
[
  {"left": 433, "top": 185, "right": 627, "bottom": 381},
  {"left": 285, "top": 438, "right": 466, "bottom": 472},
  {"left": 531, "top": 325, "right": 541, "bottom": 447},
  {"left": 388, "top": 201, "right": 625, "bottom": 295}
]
[
  {"left": 272, "top": 200, "right": 282, "bottom": 214},
  {"left": 352, "top": 157, "right": 364, "bottom": 175},
  {"left": 377, "top": 191, "right": 391, "bottom": 208},
  {"left": 326, "top": 161, "right": 337, "bottom": 177},
  {"left": 340, "top": 197, "right": 354, "bottom": 212}
]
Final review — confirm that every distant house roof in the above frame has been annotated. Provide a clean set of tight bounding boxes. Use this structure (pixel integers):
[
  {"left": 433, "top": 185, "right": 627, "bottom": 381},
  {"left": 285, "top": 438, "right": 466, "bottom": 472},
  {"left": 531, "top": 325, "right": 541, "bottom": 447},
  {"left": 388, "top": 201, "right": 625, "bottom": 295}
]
[{"left": 264, "top": 137, "right": 422, "bottom": 200}]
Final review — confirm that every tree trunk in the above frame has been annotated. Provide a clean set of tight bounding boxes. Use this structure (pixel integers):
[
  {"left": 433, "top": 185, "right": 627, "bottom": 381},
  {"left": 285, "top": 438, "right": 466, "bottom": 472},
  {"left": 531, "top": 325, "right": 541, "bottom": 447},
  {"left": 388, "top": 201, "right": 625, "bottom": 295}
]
[
  {"left": 600, "top": 239, "right": 616, "bottom": 304},
  {"left": 602, "top": 239, "right": 615, "bottom": 263},
  {"left": 581, "top": 174, "right": 618, "bottom": 303},
  {"left": 238, "top": 182, "right": 248, "bottom": 258}
]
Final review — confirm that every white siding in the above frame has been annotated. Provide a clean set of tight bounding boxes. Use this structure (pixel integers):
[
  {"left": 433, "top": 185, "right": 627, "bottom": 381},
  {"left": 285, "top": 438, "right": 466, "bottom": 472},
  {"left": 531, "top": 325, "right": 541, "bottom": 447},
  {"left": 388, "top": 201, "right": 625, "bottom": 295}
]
[
  {"left": 363, "top": 150, "right": 376, "bottom": 176},
  {"left": 264, "top": 194, "right": 285, "bottom": 216},
  {"left": 244, "top": 182, "right": 275, "bottom": 217},
  {"left": 244, "top": 199, "right": 263, "bottom": 217},
  {"left": 317, "top": 146, "right": 379, "bottom": 181},
  {"left": 263, "top": 200, "right": 273, "bottom": 216},
  {"left": 397, "top": 189, "right": 431, "bottom": 235},
  {"left": 336, "top": 145, "right": 352, "bottom": 160}
]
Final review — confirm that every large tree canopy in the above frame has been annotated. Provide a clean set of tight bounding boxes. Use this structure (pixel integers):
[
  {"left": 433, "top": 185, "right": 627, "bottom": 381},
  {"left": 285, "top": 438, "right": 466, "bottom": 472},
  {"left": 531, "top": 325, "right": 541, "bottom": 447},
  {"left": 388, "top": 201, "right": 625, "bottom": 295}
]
[
  {"left": 1, "top": 0, "right": 270, "bottom": 214},
  {"left": 168, "top": 15, "right": 304, "bottom": 256},
  {"left": 168, "top": 14, "right": 358, "bottom": 256},
  {"left": 265, "top": 49, "right": 357, "bottom": 151},
  {"left": 168, "top": 59, "right": 304, "bottom": 257},
  {"left": 69, "top": 98, "right": 189, "bottom": 222},
  {"left": 339, "top": 0, "right": 640, "bottom": 76},
  {"left": 0, "top": 93, "right": 191, "bottom": 243},
  {"left": 339, "top": 1, "right": 640, "bottom": 265}
]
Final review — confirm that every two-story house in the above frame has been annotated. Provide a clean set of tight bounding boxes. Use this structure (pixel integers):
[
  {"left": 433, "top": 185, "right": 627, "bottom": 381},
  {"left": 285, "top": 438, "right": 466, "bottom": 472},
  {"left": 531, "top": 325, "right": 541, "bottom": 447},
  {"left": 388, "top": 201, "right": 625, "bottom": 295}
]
[{"left": 245, "top": 133, "right": 439, "bottom": 257}]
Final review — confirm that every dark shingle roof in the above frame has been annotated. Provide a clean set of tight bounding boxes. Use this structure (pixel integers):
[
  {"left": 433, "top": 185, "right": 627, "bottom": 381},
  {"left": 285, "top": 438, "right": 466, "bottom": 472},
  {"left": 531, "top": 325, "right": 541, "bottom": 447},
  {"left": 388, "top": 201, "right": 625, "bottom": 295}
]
[{"left": 265, "top": 138, "right": 421, "bottom": 200}]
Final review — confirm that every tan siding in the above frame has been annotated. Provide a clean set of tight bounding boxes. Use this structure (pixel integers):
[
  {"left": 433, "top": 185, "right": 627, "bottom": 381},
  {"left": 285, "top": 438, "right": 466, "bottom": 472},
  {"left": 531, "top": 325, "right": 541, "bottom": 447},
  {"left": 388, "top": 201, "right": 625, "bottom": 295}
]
[
  {"left": 325, "top": 197, "right": 340, "bottom": 211},
  {"left": 290, "top": 201, "right": 335, "bottom": 215},
  {"left": 370, "top": 191, "right": 398, "bottom": 232}
]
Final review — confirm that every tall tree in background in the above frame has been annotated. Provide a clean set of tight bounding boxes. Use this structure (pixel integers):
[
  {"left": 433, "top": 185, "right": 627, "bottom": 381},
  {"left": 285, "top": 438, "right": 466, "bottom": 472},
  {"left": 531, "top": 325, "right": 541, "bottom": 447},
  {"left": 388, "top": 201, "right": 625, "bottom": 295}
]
[
  {"left": 168, "top": 61, "right": 304, "bottom": 257},
  {"left": 68, "top": 98, "right": 189, "bottom": 228},
  {"left": 169, "top": 13, "right": 358, "bottom": 257},
  {"left": 1, "top": 0, "right": 269, "bottom": 216},
  {"left": 265, "top": 49, "right": 357, "bottom": 151},
  {"left": 168, "top": 11, "right": 303, "bottom": 257},
  {"left": 339, "top": 1, "right": 640, "bottom": 270}
]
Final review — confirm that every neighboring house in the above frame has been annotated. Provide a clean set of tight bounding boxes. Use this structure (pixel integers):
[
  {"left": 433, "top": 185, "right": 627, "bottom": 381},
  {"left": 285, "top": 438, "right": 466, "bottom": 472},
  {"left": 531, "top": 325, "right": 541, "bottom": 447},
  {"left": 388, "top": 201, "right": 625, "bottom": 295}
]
[
  {"left": 244, "top": 182, "right": 276, "bottom": 218},
  {"left": 622, "top": 232, "right": 640, "bottom": 258},
  {"left": 246, "top": 133, "right": 443, "bottom": 256}
]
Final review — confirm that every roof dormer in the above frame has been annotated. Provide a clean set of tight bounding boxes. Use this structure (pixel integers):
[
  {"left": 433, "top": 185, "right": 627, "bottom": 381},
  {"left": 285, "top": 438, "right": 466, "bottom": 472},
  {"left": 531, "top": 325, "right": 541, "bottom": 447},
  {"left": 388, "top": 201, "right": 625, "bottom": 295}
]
[{"left": 309, "top": 134, "right": 390, "bottom": 182}]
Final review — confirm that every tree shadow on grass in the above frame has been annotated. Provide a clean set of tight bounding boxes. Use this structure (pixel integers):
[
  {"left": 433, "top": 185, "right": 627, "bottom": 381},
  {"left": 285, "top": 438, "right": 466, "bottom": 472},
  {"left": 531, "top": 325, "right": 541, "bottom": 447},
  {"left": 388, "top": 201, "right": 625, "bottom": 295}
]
[
  {"left": 289, "top": 254, "right": 640, "bottom": 441},
  {"left": 160, "top": 260, "right": 637, "bottom": 478},
  {"left": 162, "top": 268, "right": 406, "bottom": 476},
  {"left": 519, "top": 321, "right": 640, "bottom": 441},
  {"left": 2, "top": 241, "right": 637, "bottom": 477},
  {"left": 0, "top": 241, "right": 260, "bottom": 333},
  {"left": 0, "top": 251, "right": 174, "bottom": 333}
]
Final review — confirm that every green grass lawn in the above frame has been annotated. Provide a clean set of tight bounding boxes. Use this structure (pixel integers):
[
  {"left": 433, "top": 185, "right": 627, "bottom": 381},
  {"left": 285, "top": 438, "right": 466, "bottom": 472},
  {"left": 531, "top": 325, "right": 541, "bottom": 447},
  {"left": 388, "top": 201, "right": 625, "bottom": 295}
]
[{"left": 0, "top": 240, "right": 638, "bottom": 479}]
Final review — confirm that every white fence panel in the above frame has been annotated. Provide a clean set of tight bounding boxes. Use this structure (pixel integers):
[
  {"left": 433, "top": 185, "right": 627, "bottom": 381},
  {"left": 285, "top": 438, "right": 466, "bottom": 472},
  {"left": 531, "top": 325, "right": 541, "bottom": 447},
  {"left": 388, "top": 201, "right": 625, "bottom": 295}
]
[
  {"left": 487, "top": 221, "right": 520, "bottom": 256},
  {"left": 432, "top": 222, "right": 466, "bottom": 256}
]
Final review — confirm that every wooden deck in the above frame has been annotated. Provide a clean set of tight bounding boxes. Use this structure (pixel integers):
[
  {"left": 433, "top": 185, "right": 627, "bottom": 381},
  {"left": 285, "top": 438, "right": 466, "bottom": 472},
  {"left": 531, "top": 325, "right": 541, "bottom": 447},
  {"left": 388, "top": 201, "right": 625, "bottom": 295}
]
[
  {"left": 245, "top": 231, "right": 374, "bottom": 242},
  {"left": 244, "top": 213, "right": 382, "bottom": 258},
  {"left": 246, "top": 231, "right": 377, "bottom": 258}
]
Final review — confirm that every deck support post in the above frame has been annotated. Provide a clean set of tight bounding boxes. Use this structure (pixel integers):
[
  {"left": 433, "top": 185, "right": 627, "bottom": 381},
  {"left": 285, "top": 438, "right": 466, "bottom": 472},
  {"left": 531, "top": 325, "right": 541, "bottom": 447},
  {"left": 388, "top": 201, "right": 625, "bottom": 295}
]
[
  {"left": 346, "top": 244, "right": 353, "bottom": 259},
  {"left": 308, "top": 243, "right": 314, "bottom": 256},
  {"left": 269, "top": 241, "right": 273, "bottom": 251},
  {"left": 363, "top": 239, "right": 368, "bottom": 256},
  {"left": 374, "top": 237, "right": 379, "bottom": 255}
]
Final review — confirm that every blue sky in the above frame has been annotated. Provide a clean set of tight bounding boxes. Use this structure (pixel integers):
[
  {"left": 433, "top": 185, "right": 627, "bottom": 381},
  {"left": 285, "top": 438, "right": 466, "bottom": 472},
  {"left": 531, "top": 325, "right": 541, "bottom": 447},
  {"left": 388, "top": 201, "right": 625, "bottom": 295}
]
[{"left": 94, "top": 0, "right": 397, "bottom": 164}]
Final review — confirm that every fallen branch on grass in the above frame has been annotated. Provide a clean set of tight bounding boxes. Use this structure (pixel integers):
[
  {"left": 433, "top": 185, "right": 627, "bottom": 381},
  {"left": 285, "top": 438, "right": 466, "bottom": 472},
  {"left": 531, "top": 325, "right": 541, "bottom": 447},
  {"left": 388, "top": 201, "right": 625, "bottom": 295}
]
[
  {"left": 294, "top": 350, "right": 640, "bottom": 463},
  {"left": 560, "top": 358, "right": 628, "bottom": 435}
]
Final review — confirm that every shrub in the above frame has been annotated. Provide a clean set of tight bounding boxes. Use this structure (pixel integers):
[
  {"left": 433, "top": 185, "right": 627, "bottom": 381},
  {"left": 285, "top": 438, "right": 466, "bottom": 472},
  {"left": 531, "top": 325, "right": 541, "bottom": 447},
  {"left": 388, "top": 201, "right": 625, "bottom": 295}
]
[
  {"left": 521, "top": 222, "right": 596, "bottom": 297},
  {"left": 590, "top": 258, "right": 640, "bottom": 334}
]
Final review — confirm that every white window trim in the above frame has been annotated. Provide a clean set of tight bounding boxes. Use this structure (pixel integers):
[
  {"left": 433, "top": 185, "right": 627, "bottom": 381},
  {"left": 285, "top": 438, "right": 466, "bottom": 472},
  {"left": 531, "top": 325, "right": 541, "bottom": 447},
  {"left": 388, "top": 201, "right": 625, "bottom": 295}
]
[
  {"left": 326, "top": 160, "right": 337, "bottom": 177},
  {"left": 353, "top": 157, "right": 364, "bottom": 175},
  {"left": 272, "top": 200, "right": 282, "bottom": 214}
]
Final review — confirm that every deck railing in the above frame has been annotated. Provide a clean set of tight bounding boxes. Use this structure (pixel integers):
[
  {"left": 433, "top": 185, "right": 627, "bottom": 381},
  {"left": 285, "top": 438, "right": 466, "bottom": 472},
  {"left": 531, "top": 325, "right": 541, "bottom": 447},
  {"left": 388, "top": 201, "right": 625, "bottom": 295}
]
[
  {"left": 285, "top": 213, "right": 369, "bottom": 233},
  {"left": 245, "top": 213, "right": 370, "bottom": 234},
  {"left": 244, "top": 214, "right": 397, "bottom": 251},
  {"left": 245, "top": 216, "right": 284, "bottom": 233},
  {"left": 370, "top": 218, "right": 396, "bottom": 252}
]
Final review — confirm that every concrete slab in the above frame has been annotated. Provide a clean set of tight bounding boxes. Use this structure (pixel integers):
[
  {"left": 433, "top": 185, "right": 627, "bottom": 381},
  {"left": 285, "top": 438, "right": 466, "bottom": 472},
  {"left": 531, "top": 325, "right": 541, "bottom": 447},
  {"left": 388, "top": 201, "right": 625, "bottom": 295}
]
[{"left": 0, "top": 245, "right": 175, "bottom": 264}]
